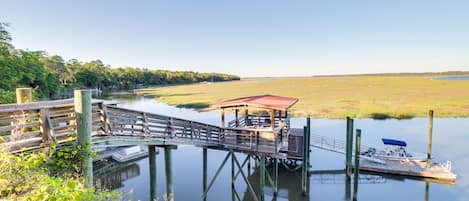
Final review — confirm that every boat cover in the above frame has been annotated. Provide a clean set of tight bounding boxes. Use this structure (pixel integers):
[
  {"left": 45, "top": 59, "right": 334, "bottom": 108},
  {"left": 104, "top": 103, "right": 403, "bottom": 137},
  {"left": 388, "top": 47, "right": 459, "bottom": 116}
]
[{"left": 382, "top": 138, "right": 407, "bottom": 147}]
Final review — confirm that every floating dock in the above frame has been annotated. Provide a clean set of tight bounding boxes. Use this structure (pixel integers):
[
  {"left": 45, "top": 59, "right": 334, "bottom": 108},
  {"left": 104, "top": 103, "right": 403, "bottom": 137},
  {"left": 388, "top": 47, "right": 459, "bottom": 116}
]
[
  {"left": 358, "top": 159, "right": 456, "bottom": 183},
  {"left": 290, "top": 128, "right": 457, "bottom": 183}
]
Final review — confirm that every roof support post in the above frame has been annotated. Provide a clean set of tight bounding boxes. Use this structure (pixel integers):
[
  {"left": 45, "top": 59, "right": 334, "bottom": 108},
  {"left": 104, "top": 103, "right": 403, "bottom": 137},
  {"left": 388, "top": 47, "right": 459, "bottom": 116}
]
[
  {"left": 270, "top": 109, "right": 275, "bottom": 130},
  {"left": 221, "top": 109, "right": 225, "bottom": 127},
  {"left": 244, "top": 109, "right": 249, "bottom": 123},
  {"left": 235, "top": 109, "right": 239, "bottom": 127}
]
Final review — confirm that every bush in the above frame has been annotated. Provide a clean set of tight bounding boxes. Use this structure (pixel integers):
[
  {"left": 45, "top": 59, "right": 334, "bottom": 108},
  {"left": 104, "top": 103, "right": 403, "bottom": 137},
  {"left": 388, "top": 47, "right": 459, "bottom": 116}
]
[{"left": 0, "top": 150, "right": 120, "bottom": 200}]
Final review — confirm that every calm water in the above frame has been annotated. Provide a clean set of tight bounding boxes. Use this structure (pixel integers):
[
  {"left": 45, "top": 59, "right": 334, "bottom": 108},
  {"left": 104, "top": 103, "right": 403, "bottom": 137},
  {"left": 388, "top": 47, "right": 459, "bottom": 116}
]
[
  {"left": 94, "top": 93, "right": 469, "bottom": 201},
  {"left": 432, "top": 76, "right": 469, "bottom": 81}
]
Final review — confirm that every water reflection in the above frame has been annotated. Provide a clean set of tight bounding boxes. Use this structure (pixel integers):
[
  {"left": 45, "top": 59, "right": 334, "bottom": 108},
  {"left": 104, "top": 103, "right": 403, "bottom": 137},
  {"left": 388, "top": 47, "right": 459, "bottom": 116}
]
[
  {"left": 240, "top": 164, "right": 309, "bottom": 201},
  {"left": 94, "top": 160, "right": 141, "bottom": 190}
]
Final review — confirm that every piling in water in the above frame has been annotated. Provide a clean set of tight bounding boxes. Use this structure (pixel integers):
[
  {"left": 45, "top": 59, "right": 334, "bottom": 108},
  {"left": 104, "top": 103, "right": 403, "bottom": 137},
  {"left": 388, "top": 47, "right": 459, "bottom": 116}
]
[
  {"left": 353, "top": 129, "right": 361, "bottom": 201},
  {"left": 427, "top": 110, "right": 433, "bottom": 168},
  {"left": 346, "top": 117, "right": 354, "bottom": 177},
  {"left": 149, "top": 145, "right": 157, "bottom": 200}
]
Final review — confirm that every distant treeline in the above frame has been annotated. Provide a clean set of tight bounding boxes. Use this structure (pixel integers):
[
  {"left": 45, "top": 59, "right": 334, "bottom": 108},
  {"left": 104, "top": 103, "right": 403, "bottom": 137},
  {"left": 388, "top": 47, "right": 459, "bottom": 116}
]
[
  {"left": 311, "top": 71, "right": 469, "bottom": 78},
  {"left": 0, "top": 23, "right": 239, "bottom": 103}
]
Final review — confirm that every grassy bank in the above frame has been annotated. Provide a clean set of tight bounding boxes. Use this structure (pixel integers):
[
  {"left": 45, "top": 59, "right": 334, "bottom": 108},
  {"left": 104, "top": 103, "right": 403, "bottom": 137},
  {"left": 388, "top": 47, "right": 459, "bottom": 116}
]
[{"left": 135, "top": 75, "right": 469, "bottom": 119}]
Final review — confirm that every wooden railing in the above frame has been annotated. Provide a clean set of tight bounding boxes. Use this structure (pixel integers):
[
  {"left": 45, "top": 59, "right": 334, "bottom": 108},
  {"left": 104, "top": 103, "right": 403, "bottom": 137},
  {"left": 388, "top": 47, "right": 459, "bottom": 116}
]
[
  {"left": 103, "top": 106, "right": 282, "bottom": 154},
  {"left": 0, "top": 99, "right": 105, "bottom": 153},
  {"left": 228, "top": 115, "right": 290, "bottom": 129},
  {"left": 1, "top": 100, "right": 283, "bottom": 155}
]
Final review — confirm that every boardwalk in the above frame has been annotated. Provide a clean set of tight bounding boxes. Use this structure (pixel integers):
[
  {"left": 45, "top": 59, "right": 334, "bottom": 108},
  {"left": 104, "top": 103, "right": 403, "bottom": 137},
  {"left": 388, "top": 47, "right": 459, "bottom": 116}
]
[{"left": 0, "top": 99, "right": 295, "bottom": 159}]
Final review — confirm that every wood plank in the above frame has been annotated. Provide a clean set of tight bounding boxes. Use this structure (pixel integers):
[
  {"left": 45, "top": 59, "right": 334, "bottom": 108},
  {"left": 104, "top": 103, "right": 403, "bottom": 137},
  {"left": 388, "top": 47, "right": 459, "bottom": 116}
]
[
  {"left": 1, "top": 130, "right": 41, "bottom": 142},
  {"left": 0, "top": 122, "right": 40, "bottom": 132}
]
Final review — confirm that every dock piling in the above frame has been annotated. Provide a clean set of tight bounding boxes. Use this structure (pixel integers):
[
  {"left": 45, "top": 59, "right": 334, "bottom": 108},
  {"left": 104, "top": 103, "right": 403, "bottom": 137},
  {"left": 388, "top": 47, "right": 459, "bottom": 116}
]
[
  {"left": 74, "top": 89, "right": 93, "bottom": 188},
  {"left": 301, "top": 125, "right": 309, "bottom": 195},
  {"left": 306, "top": 117, "right": 311, "bottom": 168},
  {"left": 259, "top": 156, "right": 265, "bottom": 201},
  {"left": 346, "top": 117, "right": 354, "bottom": 177},
  {"left": 353, "top": 129, "right": 361, "bottom": 201},
  {"left": 203, "top": 148, "right": 207, "bottom": 201},
  {"left": 164, "top": 147, "right": 174, "bottom": 201},
  {"left": 427, "top": 110, "right": 434, "bottom": 168},
  {"left": 273, "top": 158, "right": 278, "bottom": 196},
  {"left": 149, "top": 145, "right": 157, "bottom": 200}
]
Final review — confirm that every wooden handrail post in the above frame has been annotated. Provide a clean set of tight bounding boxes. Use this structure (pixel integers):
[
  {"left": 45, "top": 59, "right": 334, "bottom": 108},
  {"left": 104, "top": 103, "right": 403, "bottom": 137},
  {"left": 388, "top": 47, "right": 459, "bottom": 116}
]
[
  {"left": 142, "top": 112, "right": 149, "bottom": 136},
  {"left": 39, "top": 108, "right": 51, "bottom": 146},
  {"left": 13, "top": 88, "right": 32, "bottom": 134},
  {"left": 74, "top": 89, "right": 93, "bottom": 187},
  {"left": 16, "top": 88, "right": 32, "bottom": 104},
  {"left": 98, "top": 103, "right": 109, "bottom": 135}
]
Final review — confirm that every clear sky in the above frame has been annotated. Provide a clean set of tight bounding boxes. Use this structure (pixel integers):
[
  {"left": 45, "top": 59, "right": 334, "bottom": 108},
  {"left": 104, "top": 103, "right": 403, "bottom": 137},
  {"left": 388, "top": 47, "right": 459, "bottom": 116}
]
[{"left": 1, "top": 0, "right": 468, "bottom": 77}]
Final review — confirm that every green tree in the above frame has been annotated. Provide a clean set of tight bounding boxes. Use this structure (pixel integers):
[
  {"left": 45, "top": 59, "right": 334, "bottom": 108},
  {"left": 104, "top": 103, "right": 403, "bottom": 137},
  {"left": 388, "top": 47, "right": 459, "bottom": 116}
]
[{"left": 40, "top": 55, "right": 74, "bottom": 85}]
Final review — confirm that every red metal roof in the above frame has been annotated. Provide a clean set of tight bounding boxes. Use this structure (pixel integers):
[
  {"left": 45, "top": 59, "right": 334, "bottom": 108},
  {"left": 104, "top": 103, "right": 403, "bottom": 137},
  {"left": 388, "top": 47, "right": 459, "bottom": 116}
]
[{"left": 218, "top": 94, "right": 298, "bottom": 110}]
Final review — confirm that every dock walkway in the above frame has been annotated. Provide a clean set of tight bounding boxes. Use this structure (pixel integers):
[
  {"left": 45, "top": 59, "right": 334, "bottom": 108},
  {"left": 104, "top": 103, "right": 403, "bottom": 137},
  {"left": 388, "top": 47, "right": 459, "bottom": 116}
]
[{"left": 0, "top": 99, "right": 292, "bottom": 159}]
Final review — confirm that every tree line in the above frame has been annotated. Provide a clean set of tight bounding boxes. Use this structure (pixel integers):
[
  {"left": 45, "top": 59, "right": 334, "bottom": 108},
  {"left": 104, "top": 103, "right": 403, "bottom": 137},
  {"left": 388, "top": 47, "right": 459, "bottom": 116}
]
[{"left": 0, "top": 23, "right": 240, "bottom": 103}]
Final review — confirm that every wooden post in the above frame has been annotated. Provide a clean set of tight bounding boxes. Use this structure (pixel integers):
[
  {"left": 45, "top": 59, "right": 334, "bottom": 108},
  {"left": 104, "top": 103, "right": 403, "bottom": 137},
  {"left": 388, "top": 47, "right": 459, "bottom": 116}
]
[
  {"left": 98, "top": 103, "right": 109, "bottom": 134},
  {"left": 353, "top": 129, "right": 361, "bottom": 201},
  {"left": 165, "top": 147, "right": 174, "bottom": 201},
  {"left": 13, "top": 88, "right": 33, "bottom": 134},
  {"left": 203, "top": 148, "right": 208, "bottom": 201},
  {"left": 278, "top": 111, "right": 282, "bottom": 123},
  {"left": 74, "top": 89, "right": 93, "bottom": 188},
  {"left": 270, "top": 109, "right": 275, "bottom": 130},
  {"left": 16, "top": 88, "right": 32, "bottom": 104},
  {"left": 306, "top": 117, "right": 311, "bottom": 168},
  {"left": 273, "top": 158, "right": 278, "bottom": 196},
  {"left": 301, "top": 125, "right": 308, "bottom": 195},
  {"left": 425, "top": 181, "right": 430, "bottom": 201},
  {"left": 427, "top": 110, "right": 434, "bottom": 168},
  {"left": 247, "top": 154, "right": 251, "bottom": 176},
  {"left": 345, "top": 174, "right": 351, "bottom": 200},
  {"left": 346, "top": 117, "right": 354, "bottom": 177},
  {"left": 245, "top": 109, "right": 249, "bottom": 124},
  {"left": 259, "top": 156, "right": 265, "bottom": 201},
  {"left": 231, "top": 151, "right": 235, "bottom": 187},
  {"left": 149, "top": 145, "right": 157, "bottom": 201},
  {"left": 235, "top": 109, "right": 239, "bottom": 127},
  {"left": 221, "top": 109, "right": 225, "bottom": 127},
  {"left": 39, "top": 109, "right": 51, "bottom": 145}
]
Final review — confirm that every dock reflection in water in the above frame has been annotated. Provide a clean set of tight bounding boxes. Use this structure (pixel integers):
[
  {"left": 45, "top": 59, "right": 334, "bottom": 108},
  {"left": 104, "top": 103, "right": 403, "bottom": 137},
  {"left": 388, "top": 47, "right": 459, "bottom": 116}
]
[{"left": 94, "top": 160, "right": 141, "bottom": 191}]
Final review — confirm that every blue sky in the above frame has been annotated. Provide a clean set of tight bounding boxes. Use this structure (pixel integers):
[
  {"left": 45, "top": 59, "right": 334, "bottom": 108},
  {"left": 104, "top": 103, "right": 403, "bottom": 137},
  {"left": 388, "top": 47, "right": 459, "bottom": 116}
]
[{"left": 1, "top": 0, "right": 468, "bottom": 77}]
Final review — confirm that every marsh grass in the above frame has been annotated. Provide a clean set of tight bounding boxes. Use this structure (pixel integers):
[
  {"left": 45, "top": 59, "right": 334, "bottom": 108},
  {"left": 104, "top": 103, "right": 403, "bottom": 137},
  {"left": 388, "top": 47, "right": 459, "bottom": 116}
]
[{"left": 136, "top": 76, "right": 469, "bottom": 118}]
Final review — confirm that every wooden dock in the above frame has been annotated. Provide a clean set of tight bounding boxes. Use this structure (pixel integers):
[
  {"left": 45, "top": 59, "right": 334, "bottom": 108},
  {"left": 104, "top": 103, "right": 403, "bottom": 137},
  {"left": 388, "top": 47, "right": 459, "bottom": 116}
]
[{"left": 0, "top": 97, "right": 302, "bottom": 159}]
